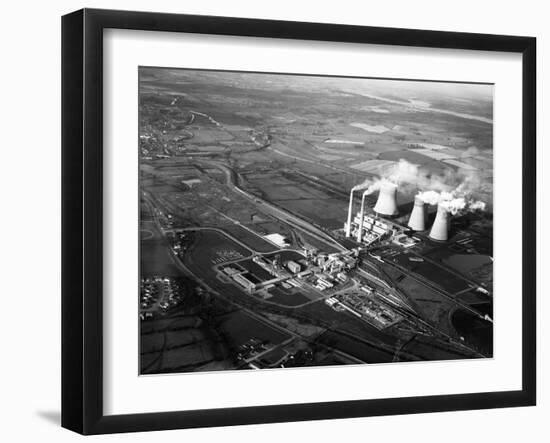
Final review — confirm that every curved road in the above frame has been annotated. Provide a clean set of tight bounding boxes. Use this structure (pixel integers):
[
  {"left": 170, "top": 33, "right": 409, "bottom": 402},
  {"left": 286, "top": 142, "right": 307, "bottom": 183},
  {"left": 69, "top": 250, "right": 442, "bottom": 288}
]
[{"left": 200, "top": 160, "right": 347, "bottom": 252}]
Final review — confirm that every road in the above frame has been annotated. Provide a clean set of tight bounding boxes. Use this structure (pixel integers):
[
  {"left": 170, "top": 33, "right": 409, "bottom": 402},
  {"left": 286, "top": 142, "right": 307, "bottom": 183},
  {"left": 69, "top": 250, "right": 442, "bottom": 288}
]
[
  {"left": 166, "top": 226, "right": 256, "bottom": 254},
  {"left": 200, "top": 160, "right": 347, "bottom": 252}
]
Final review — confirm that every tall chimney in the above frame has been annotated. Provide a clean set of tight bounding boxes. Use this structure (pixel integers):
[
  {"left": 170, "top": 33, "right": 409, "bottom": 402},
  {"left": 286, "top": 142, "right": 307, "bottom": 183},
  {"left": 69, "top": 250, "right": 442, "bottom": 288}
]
[
  {"left": 429, "top": 204, "right": 450, "bottom": 241},
  {"left": 408, "top": 196, "right": 427, "bottom": 231},
  {"left": 345, "top": 188, "right": 356, "bottom": 237},
  {"left": 373, "top": 182, "right": 398, "bottom": 217},
  {"left": 356, "top": 190, "right": 369, "bottom": 242}
]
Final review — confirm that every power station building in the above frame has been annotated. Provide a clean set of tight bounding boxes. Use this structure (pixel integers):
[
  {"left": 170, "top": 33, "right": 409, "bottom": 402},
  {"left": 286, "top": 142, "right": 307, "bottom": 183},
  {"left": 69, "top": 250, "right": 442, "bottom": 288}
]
[
  {"left": 345, "top": 182, "right": 399, "bottom": 245},
  {"left": 345, "top": 182, "right": 453, "bottom": 244},
  {"left": 352, "top": 213, "right": 393, "bottom": 245}
]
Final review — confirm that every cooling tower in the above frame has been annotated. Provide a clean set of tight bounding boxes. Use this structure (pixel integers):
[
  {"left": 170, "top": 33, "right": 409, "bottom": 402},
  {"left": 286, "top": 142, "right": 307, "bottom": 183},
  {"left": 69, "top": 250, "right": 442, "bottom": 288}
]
[
  {"left": 373, "top": 182, "right": 398, "bottom": 217},
  {"left": 408, "top": 196, "right": 427, "bottom": 231},
  {"left": 356, "top": 191, "right": 369, "bottom": 242},
  {"left": 429, "top": 204, "right": 450, "bottom": 241},
  {"left": 345, "top": 189, "right": 355, "bottom": 237}
]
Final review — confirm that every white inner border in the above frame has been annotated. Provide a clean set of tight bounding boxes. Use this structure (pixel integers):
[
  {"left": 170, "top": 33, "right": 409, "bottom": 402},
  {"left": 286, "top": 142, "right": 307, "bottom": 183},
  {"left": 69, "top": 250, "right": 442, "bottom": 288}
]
[{"left": 103, "top": 29, "right": 523, "bottom": 416}]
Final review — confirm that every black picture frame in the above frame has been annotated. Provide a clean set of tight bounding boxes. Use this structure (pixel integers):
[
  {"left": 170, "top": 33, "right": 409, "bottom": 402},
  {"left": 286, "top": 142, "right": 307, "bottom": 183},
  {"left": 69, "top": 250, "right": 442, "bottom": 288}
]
[{"left": 61, "top": 8, "right": 536, "bottom": 435}]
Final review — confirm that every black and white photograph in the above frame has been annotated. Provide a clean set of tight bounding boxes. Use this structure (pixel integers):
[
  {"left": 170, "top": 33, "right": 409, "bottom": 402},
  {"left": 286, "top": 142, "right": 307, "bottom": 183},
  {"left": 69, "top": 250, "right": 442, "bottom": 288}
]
[
  {"left": 138, "top": 68, "right": 494, "bottom": 375},
  {"left": 0, "top": 0, "right": 545, "bottom": 439}
]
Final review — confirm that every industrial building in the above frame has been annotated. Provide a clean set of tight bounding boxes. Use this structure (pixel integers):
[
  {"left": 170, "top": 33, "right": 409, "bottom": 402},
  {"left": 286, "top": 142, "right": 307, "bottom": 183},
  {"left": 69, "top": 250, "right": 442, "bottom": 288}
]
[
  {"left": 263, "top": 233, "right": 290, "bottom": 248},
  {"left": 348, "top": 212, "right": 394, "bottom": 246},
  {"left": 232, "top": 273, "right": 256, "bottom": 292},
  {"left": 345, "top": 181, "right": 456, "bottom": 244},
  {"left": 345, "top": 182, "right": 399, "bottom": 244},
  {"left": 286, "top": 260, "right": 302, "bottom": 274}
]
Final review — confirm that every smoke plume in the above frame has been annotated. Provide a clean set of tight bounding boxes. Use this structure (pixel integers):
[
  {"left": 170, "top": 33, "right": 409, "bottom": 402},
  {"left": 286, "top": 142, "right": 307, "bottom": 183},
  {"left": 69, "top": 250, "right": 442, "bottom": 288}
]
[
  {"left": 353, "top": 178, "right": 396, "bottom": 197},
  {"left": 351, "top": 158, "right": 487, "bottom": 215},
  {"left": 417, "top": 188, "right": 486, "bottom": 215}
]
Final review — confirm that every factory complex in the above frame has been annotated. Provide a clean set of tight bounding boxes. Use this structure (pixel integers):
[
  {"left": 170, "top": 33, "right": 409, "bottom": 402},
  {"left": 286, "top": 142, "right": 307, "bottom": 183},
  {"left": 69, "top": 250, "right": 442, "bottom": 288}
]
[
  {"left": 345, "top": 181, "right": 456, "bottom": 245},
  {"left": 215, "top": 244, "right": 409, "bottom": 331},
  {"left": 201, "top": 175, "right": 490, "bottom": 336},
  {"left": 217, "top": 248, "right": 357, "bottom": 296}
]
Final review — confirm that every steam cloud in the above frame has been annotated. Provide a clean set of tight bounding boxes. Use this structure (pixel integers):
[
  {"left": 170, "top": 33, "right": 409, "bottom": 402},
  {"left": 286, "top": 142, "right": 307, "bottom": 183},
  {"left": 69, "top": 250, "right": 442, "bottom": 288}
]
[
  {"left": 353, "top": 178, "right": 396, "bottom": 196},
  {"left": 417, "top": 171, "right": 487, "bottom": 215},
  {"left": 417, "top": 178, "right": 487, "bottom": 215},
  {"left": 352, "top": 158, "right": 487, "bottom": 215}
]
